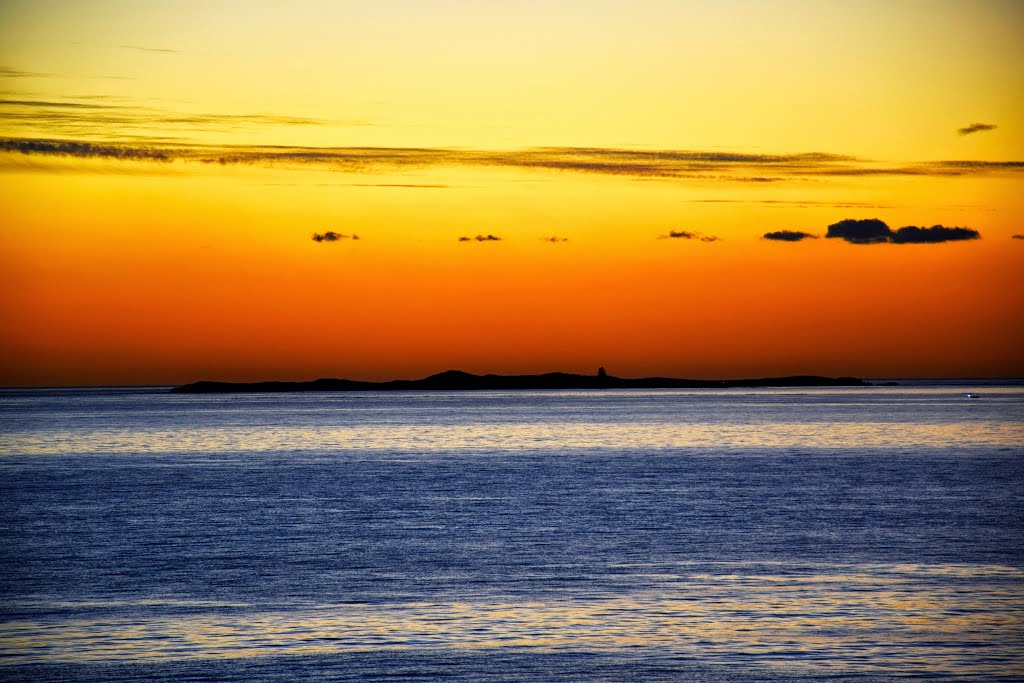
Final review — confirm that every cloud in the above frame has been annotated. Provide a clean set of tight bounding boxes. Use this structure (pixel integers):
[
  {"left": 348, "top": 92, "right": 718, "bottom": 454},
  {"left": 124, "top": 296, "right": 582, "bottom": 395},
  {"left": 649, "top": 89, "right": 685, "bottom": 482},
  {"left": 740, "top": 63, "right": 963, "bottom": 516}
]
[
  {"left": 690, "top": 199, "right": 896, "bottom": 209},
  {"left": 891, "top": 225, "right": 980, "bottom": 243},
  {"left": 958, "top": 123, "right": 997, "bottom": 136},
  {"left": 119, "top": 45, "right": 179, "bottom": 54},
  {"left": 1013, "top": 234, "right": 1024, "bottom": 240},
  {"left": 541, "top": 236, "right": 569, "bottom": 243},
  {"left": 763, "top": 230, "right": 817, "bottom": 242},
  {"left": 825, "top": 218, "right": 893, "bottom": 244},
  {"left": 661, "top": 230, "right": 721, "bottom": 242},
  {"left": 3, "top": 135, "right": 1023, "bottom": 182},
  {"left": 347, "top": 183, "right": 449, "bottom": 188},
  {"left": 0, "top": 66, "right": 54, "bottom": 78},
  {"left": 0, "top": 137, "right": 171, "bottom": 161},
  {"left": 826, "top": 218, "right": 981, "bottom": 244},
  {"left": 459, "top": 234, "right": 502, "bottom": 242},
  {"left": 312, "top": 231, "right": 359, "bottom": 242},
  {"left": 0, "top": 101, "right": 329, "bottom": 140}
]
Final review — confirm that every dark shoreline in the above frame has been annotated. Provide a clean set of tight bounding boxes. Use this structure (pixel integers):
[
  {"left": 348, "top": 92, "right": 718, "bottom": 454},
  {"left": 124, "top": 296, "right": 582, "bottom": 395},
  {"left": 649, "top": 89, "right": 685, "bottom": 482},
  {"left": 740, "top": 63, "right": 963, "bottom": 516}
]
[{"left": 171, "top": 370, "right": 870, "bottom": 393}]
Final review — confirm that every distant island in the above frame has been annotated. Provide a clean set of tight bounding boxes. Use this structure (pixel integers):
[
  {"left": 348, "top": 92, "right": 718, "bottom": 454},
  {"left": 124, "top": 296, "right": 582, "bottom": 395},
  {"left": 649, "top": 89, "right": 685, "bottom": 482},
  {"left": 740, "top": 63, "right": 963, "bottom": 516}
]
[{"left": 171, "top": 369, "right": 870, "bottom": 393}]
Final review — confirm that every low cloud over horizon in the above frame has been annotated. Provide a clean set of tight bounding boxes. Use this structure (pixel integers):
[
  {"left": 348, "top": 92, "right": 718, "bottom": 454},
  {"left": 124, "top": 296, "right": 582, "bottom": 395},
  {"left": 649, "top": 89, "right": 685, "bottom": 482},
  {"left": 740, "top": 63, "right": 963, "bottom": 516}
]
[
  {"left": 541, "top": 236, "right": 569, "bottom": 243},
  {"left": 826, "top": 219, "right": 980, "bottom": 244},
  {"left": 459, "top": 234, "right": 502, "bottom": 242}
]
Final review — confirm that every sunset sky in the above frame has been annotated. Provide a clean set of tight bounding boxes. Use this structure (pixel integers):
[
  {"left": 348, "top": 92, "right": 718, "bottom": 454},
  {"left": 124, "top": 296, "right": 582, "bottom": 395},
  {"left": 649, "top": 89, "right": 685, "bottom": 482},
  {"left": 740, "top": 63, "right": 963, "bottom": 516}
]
[{"left": 1, "top": 0, "right": 1022, "bottom": 386}]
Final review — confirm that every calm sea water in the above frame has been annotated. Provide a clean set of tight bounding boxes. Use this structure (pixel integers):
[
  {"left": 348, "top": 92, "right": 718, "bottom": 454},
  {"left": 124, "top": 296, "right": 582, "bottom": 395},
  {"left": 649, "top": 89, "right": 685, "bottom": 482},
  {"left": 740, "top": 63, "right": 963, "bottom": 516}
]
[{"left": 1, "top": 384, "right": 1022, "bottom": 681}]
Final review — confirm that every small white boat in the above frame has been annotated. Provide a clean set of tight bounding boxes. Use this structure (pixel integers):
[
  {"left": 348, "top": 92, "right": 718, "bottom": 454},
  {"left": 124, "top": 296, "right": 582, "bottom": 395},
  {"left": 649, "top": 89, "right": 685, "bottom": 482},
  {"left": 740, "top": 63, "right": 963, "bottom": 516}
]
[{"left": 964, "top": 393, "right": 980, "bottom": 399}]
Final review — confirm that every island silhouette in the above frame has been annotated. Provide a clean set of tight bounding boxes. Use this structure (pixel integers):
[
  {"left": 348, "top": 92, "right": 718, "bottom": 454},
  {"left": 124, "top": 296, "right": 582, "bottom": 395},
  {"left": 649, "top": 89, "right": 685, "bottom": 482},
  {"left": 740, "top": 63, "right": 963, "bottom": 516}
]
[{"left": 171, "top": 370, "right": 869, "bottom": 393}]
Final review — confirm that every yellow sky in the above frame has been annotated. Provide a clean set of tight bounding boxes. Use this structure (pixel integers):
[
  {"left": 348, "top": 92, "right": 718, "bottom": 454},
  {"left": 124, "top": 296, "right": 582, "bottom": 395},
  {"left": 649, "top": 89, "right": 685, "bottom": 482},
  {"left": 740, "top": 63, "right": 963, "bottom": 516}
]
[{"left": 1, "top": 0, "right": 1022, "bottom": 384}]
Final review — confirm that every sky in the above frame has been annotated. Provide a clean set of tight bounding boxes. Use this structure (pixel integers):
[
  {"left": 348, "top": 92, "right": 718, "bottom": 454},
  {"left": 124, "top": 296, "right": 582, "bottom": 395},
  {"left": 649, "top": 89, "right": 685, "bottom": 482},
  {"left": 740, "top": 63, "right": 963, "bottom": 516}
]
[{"left": 1, "top": 0, "right": 1022, "bottom": 386}]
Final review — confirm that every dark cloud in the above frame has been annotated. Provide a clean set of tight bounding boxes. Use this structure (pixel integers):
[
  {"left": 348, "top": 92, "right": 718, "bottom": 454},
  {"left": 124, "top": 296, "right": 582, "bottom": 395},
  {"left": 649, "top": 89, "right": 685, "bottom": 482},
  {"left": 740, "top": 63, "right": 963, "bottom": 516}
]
[
  {"left": 958, "top": 123, "right": 997, "bottom": 136},
  {"left": 312, "top": 231, "right": 359, "bottom": 242},
  {"left": 1013, "top": 234, "right": 1024, "bottom": 240},
  {"left": 825, "top": 218, "right": 893, "bottom": 244},
  {"left": 826, "top": 218, "right": 981, "bottom": 245},
  {"left": 891, "top": 225, "right": 980, "bottom": 243},
  {"left": 3, "top": 135, "right": 1023, "bottom": 182},
  {"left": 661, "top": 230, "right": 721, "bottom": 242},
  {"left": 0, "top": 137, "right": 171, "bottom": 161},
  {"left": 541, "top": 236, "right": 569, "bottom": 243},
  {"left": 459, "top": 234, "right": 502, "bottom": 242},
  {"left": 763, "top": 230, "right": 817, "bottom": 242}
]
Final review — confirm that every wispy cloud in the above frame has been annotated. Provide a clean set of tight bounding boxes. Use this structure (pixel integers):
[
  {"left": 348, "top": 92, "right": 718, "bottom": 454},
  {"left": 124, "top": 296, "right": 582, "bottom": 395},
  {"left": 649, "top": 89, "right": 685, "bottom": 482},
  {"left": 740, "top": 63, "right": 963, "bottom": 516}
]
[
  {"left": 119, "top": 45, "right": 179, "bottom": 54},
  {"left": 459, "top": 234, "right": 502, "bottom": 242},
  {"left": 957, "top": 122, "right": 997, "bottom": 136},
  {"left": 3, "top": 135, "right": 1023, "bottom": 182},
  {"left": 1012, "top": 234, "right": 1024, "bottom": 240},
  {"left": 763, "top": 230, "right": 817, "bottom": 242},
  {"left": 540, "top": 236, "right": 569, "bottom": 243},
  {"left": 0, "top": 66, "right": 55, "bottom": 79},
  {"left": 660, "top": 230, "right": 721, "bottom": 242},
  {"left": 0, "top": 137, "right": 171, "bottom": 161},
  {"left": 312, "top": 231, "right": 359, "bottom": 242},
  {"left": 689, "top": 199, "right": 897, "bottom": 209},
  {"left": 826, "top": 218, "right": 980, "bottom": 244},
  {"left": 0, "top": 99, "right": 328, "bottom": 138}
]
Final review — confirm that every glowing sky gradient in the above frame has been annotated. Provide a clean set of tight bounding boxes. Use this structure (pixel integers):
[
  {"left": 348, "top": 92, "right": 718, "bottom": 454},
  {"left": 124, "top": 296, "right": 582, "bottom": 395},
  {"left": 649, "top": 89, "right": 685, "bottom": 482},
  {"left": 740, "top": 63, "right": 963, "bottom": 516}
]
[{"left": 1, "top": 0, "right": 1022, "bottom": 385}]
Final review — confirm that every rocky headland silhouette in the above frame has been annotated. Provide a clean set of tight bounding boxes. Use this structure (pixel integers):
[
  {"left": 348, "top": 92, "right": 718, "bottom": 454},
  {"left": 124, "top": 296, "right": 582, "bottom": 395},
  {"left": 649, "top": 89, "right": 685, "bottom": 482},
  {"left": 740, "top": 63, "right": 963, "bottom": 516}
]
[{"left": 171, "top": 370, "right": 870, "bottom": 393}]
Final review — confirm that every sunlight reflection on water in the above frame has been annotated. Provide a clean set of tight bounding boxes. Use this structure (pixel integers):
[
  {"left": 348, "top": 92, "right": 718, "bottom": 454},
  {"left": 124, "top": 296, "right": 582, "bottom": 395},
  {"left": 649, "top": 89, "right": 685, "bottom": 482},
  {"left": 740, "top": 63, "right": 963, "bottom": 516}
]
[
  {"left": 2, "top": 562, "right": 1022, "bottom": 677},
  {"left": 3, "top": 420, "right": 1023, "bottom": 456},
  {"left": 3, "top": 387, "right": 1023, "bottom": 680}
]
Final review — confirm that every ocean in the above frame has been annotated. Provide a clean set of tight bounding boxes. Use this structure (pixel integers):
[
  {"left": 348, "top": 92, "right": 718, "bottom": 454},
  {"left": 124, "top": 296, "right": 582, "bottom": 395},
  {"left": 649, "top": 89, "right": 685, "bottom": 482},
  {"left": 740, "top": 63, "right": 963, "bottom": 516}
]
[{"left": 1, "top": 384, "right": 1022, "bottom": 681}]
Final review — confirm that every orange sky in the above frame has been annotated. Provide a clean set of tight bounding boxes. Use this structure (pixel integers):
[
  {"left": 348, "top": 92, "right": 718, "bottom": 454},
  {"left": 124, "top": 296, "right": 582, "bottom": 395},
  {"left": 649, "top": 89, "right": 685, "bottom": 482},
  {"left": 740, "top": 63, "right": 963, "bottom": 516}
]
[{"left": 1, "top": 0, "right": 1022, "bottom": 385}]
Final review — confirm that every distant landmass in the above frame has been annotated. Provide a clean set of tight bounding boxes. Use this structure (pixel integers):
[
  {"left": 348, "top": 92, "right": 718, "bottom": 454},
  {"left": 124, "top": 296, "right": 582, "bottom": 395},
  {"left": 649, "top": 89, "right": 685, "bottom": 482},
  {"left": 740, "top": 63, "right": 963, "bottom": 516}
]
[{"left": 171, "top": 370, "right": 870, "bottom": 393}]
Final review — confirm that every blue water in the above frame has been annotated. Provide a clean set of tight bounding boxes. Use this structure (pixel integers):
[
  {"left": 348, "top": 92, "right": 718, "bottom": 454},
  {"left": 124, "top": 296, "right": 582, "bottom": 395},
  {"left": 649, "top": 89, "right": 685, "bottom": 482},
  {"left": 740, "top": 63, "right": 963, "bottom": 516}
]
[{"left": 1, "top": 385, "right": 1023, "bottom": 681}]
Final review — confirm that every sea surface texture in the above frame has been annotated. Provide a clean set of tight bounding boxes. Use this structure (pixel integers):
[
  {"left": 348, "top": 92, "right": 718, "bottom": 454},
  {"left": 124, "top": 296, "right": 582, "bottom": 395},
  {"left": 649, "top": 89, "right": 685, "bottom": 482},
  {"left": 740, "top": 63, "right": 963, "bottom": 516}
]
[{"left": 1, "top": 384, "right": 1023, "bottom": 681}]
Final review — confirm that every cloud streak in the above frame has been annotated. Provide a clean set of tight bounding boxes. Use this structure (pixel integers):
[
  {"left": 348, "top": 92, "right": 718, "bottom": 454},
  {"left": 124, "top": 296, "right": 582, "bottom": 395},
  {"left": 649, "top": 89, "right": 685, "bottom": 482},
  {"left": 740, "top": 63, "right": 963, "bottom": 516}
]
[
  {"left": 661, "top": 230, "right": 721, "bottom": 242},
  {"left": 541, "top": 236, "right": 569, "bottom": 243},
  {"left": 826, "top": 219, "right": 980, "bottom": 244},
  {"left": 312, "top": 231, "right": 359, "bottom": 242},
  {"left": 0, "top": 100, "right": 328, "bottom": 138},
  {"left": 957, "top": 123, "right": 997, "bottom": 136},
  {"left": 763, "top": 230, "right": 817, "bottom": 242},
  {"left": 459, "top": 234, "right": 502, "bottom": 242},
  {"left": 119, "top": 45, "right": 179, "bottom": 54},
  {"left": 3, "top": 135, "right": 1023, "bottom": 183},
  {"left": 0, "top": 66, "right": 54, "bottom": 78}
]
